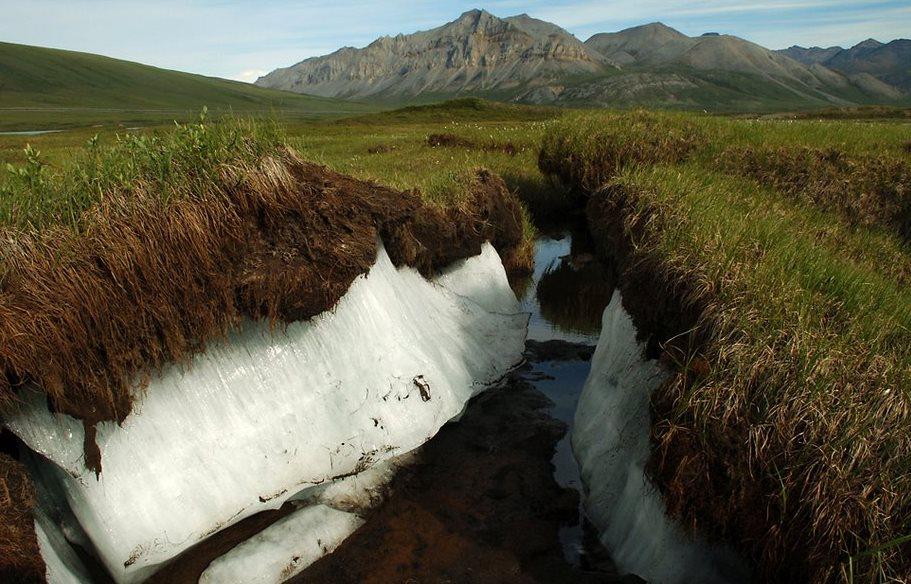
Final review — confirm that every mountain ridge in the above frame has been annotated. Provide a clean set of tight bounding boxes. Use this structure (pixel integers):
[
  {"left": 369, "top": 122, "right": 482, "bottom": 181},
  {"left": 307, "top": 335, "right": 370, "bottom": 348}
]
[
  {"left": 777, "top": 38, "right": 911, "bottom": 92},
  {"left": 257, "top": 10, "right": 909, "bottom": 111}
]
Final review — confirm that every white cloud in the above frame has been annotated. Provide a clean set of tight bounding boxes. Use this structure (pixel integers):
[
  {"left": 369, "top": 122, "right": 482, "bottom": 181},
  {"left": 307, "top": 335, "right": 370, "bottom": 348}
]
[{"left": 234, "top": 69, "right": 267, "bottom": 83}]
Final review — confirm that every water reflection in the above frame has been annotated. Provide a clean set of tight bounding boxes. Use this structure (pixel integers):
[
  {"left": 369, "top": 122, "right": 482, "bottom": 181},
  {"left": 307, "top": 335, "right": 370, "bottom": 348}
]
[
  {"left": 0, "top": 130, "right": 64, "bottom": 136},
  {"left": 514, "top": 230, "right": 614, "bottom": 344},
  {"left": 514, "top": 228, "right": 619, "bottom": 573}
]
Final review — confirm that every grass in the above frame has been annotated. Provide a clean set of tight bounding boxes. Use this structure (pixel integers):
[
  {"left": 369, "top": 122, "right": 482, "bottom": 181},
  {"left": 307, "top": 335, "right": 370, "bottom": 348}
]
[
  {"left": 539, "top": 110, "right": 911, "bottom": 583},
  {"left": 0, "top": 41, "right": 376, "bottom": 131},
  {"left": 282, "top": 99, "right": 570, "bottom": 240},
  {"left": 0, "top": 110, "right": 283, "bottom": 229}
]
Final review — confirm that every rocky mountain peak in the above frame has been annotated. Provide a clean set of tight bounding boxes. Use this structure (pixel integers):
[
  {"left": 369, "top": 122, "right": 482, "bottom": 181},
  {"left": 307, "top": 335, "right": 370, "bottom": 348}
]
[{"left": 853, "top": 38, "right": 884, "bottom": 50}]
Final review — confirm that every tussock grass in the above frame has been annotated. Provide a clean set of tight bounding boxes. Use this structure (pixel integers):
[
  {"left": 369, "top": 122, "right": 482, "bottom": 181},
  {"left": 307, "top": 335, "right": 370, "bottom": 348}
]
[
  {"left": 716, "top": 145, "right": 911, "bottom": 242},
  {"left": 0, "top": 115, "right": 528, "bottom": 428},
  {"left": 540, "top": 112, "right": 911, "bottom": 582},
  {"left": 538, "top": 110, "right": 706, "bottom": 194},
  {"left": 0, "top": 113, "right": 530, "bottom": 580}
]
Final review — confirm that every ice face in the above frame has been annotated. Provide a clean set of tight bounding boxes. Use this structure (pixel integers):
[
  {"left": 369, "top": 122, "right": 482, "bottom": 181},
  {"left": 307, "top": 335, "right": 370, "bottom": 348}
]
[
  {"left": 572, "top": 292, "right": 747, "bottom": 583},
  {"left": 198, "top": 505, "right": 364, "bottom": 584},
  {"left": 7, "top": 242, "right": 526, "bottom": 583}
]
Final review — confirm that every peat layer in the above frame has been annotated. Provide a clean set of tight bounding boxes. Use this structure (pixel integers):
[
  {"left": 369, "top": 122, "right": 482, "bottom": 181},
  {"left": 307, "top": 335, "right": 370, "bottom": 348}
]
[
  {"left": 0, "top": 451, "right": 44, "bottom": 582},
  {"left": 0, "top": 148, "right": 528, "bottom": 580}
]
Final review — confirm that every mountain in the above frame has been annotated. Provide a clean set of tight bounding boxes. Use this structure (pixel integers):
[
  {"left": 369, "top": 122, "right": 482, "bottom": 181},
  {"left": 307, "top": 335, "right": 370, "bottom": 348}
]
[
  {"left": 258, "top": 11, "right": 906, "bottom": 111},
  {"left": 256, "top": 9, "right": 612, "bottom": 101},
  {"left": 780, "top": 45, "right": 847, "bottom": 65},
  {"left": 778, "top": 39, "right": 911, "bottom": 92},
  {"left": 0, "top": 41, "right": 371, "bottom": 127},
  {"left": 579, "top": 23, "right": 904, "bottom": 105}
]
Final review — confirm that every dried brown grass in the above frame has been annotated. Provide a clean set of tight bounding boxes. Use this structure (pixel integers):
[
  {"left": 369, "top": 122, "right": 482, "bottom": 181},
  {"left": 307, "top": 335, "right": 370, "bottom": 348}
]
[{"left": 0, "top": 150, "right": 526, "bottom": 432}]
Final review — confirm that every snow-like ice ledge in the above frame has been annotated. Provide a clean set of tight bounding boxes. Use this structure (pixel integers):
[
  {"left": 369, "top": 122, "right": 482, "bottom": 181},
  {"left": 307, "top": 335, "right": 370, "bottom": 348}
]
[
  {"left": 6, "top": 241, "right": 527, "bottom": 583},
  {"left": 573, "top": 292, "right": 748, "bottom": 583}
]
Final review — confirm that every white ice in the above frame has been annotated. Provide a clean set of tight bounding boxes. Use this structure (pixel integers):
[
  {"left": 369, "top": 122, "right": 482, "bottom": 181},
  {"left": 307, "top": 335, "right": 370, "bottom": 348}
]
[
  {"left": 7, "top": 241, "right": 525, "bottom": 583},
  {"left": 572, "top": 292, "right": 746, "bottom": 584},
  {"left": 198, "top": 504, "right": 364, "bottom": 584}
]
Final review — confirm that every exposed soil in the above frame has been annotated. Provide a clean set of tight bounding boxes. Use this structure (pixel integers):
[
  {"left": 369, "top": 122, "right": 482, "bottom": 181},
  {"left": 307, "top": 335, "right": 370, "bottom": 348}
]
[
  {"left": 293, "top": 347, "right": 632, "bottom": 584},
  {"left": 0, "top": 452, "right": 44, "bottom": 583},
  {"left": 149, "top": 501, "right": 300, "bottom": 583}
]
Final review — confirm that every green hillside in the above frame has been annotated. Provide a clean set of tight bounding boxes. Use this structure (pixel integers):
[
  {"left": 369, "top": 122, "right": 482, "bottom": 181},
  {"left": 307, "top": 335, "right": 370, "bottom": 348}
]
[{"left": 0, "top": 42, "right": 375, "bottom": 130}]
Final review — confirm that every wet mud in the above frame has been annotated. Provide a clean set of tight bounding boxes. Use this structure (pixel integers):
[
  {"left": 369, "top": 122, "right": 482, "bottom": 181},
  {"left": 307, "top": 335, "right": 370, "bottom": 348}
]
[{"left": 294, "top": 341, "right": 634, "bottom": 583}]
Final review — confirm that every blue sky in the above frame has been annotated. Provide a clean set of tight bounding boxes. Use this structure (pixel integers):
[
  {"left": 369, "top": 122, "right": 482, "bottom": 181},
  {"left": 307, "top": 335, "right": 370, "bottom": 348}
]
[{"left": 2, "top": 1, "right": 908, "bottom": 82}]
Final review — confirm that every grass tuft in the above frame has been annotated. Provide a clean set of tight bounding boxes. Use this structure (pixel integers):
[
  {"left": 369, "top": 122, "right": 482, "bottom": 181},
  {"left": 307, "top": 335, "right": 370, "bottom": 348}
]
[{"left": 537, "top": 110, "right": 705, "bottom": 194}]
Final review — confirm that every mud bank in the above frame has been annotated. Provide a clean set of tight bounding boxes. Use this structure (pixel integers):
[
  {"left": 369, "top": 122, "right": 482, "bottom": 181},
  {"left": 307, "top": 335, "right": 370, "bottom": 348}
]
[{"left": 294, "top": 341, "right": 630, "bottom": 584}]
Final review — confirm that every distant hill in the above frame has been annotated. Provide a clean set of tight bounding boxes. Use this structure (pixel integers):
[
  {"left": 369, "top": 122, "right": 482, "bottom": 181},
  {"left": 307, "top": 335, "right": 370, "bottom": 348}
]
[
  {"left": 785, "top": 39, "right": 911, "bottom": 93},
  {"left": 257, "top": 11, "right": 908, "bottom": 111},
  {"left": 779, "top": 39, "right": 911, "bottom": 92},
  {"left": 0, "top": 41, "right": 372, "bottom": 129}
]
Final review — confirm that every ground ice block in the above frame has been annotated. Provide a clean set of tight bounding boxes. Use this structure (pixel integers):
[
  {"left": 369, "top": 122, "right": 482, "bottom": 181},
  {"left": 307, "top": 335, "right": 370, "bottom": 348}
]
[
  {"left": 572, "top": 292, "right": 747, "bottom": 584},
  {"left": 7, "top": 242, "right": 526, "bottom": 583}
]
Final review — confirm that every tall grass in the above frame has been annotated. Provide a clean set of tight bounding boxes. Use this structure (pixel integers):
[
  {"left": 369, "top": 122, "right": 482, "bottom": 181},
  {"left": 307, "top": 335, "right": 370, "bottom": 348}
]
[{"left": 0, "top": 110, "right": 282, "bottom": 230}]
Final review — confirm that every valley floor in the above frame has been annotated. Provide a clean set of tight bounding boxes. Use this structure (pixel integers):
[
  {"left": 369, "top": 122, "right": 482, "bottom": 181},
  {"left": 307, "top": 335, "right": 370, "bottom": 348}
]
[{"left": 1, "top": 99, "right": 910, "bottom": 583}]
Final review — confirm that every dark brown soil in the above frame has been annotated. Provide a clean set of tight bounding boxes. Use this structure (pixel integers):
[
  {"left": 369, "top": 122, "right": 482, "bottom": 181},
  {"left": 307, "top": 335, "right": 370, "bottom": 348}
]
[
  {"left": 427, "top": 133, "right": 519, "bottom": 156},
  {"left": 150, "top": 501, "right": 300, "bottom": 583},
  {"left": 292, "top": 367, "right": 626, "bottom": 584},
  {"left": 367, "top": 144, "right": 397, "bottom": 154},
  {"left": 0, "top": 453, "right": 45, "bottom": 583}
]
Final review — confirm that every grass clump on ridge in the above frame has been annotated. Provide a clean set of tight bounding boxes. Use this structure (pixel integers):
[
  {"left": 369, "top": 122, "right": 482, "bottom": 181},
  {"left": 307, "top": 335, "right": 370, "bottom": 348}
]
[
  {"left": 0, "top": 111, "right": 529, "bottom": 432},
  {"left": 540, "top": 111, "right": 911, "bottom": 583},
  {"left": 0, "top": 109, "right": 282, "bottom": 230},
  {"left": 715, "top": 145, "right": 911, "bottom": 242},
  {"left": 537, "top": 110, "right": 706, "bottom": 194}
]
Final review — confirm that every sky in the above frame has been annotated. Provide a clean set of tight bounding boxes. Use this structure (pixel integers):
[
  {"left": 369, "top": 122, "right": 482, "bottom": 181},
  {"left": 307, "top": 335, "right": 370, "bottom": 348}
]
[{"left": 1, "top": 1, "right": 908, "bottom": 82}]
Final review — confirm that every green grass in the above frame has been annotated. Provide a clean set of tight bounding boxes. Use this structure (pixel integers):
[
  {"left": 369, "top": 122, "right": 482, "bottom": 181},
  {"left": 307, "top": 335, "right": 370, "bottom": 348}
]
[
  {"left": 0, "top": 41, "right": 377, "bottom": 131},
  {"left": 0, "top": 110, "right": 284, "bottom": 229},
  {"left": 539, "top": 110, "right": 911, "bottom": 583}
]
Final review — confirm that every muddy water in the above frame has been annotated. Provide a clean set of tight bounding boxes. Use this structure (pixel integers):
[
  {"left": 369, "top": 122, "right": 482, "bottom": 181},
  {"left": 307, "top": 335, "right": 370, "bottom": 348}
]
[
  {"left": 516, "top": 230, "right": 615, "bottom": 570},
  {"left": 295, "top": 229, "right": 621, "bottom": 583}
]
